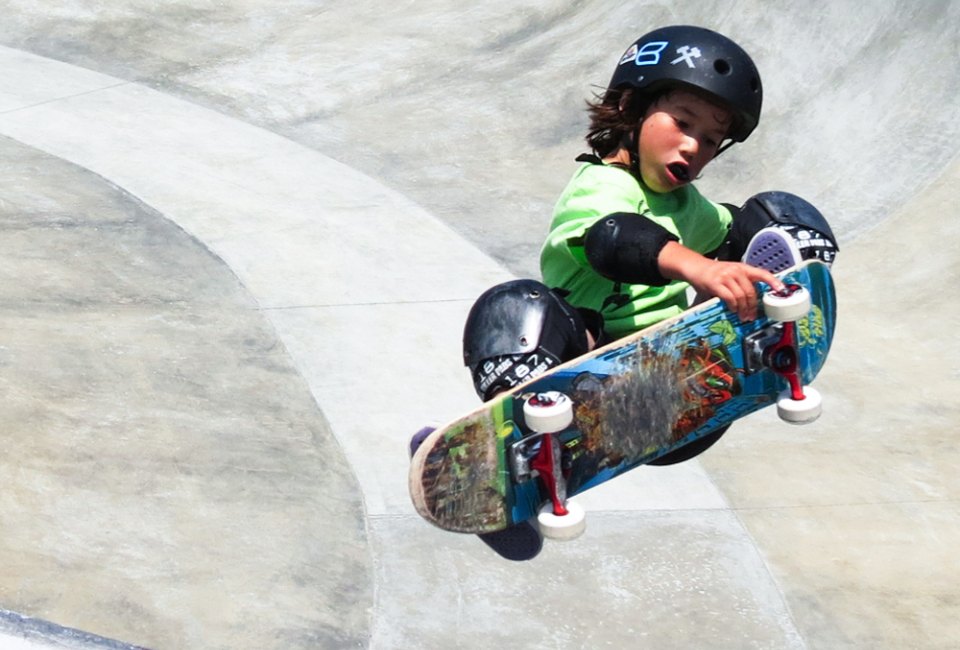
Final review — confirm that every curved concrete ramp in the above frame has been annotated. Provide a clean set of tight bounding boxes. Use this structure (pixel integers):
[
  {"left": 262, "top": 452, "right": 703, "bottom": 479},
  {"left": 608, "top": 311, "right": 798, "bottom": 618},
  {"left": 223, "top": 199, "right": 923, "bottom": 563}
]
[
  {"left": 0, "top": 3, "right": 957, "bottom": 648},
  {"left": 0, "top": 133, "right": 370, "bottom": 647}
]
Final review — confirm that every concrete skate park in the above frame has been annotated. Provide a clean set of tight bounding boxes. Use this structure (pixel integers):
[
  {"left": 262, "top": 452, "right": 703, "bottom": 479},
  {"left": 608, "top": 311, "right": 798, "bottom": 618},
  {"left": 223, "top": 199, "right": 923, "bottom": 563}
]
[{"left": 0, "top": 2, "right": 957, "bottom": 648}]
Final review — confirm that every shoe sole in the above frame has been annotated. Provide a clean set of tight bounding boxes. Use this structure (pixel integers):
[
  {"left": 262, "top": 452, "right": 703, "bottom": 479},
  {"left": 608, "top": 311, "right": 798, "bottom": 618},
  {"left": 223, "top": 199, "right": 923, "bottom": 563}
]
[{"left": 743, "top": 228, "right": 802, "bottom": 273}]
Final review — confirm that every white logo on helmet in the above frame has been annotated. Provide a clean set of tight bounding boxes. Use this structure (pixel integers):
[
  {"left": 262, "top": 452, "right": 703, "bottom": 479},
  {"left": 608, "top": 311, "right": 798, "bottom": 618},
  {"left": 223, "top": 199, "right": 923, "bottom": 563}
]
[{"left": 671, "top": 45, "right": 702, "bottom": 68}]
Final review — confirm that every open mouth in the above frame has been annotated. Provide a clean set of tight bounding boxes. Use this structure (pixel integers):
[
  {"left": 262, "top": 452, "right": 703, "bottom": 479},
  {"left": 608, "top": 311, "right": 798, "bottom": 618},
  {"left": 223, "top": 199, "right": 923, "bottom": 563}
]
[{"left": 668, "top": 162, "right": 691, "bottom": 183}]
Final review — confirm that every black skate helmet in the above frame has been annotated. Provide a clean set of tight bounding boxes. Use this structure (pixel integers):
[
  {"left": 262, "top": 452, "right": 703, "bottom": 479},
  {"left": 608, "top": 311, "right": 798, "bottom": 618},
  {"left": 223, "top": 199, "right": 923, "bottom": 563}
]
[{"left": 609, "top": 25, "right": 763, "bottom": 144}]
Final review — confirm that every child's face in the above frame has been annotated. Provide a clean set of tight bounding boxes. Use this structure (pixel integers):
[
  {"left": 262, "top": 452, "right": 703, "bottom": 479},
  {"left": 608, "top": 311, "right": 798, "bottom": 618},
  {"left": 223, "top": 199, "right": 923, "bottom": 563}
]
[{"left": 636, "top": 90, "right": 732, "bottom": 193}]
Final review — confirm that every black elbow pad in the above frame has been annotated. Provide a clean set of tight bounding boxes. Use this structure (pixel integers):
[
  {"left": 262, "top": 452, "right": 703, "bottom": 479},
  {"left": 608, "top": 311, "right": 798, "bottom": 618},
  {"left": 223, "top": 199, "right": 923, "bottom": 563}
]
[{"left": 584, "top": 212, "right": 679, "bottom": 286}]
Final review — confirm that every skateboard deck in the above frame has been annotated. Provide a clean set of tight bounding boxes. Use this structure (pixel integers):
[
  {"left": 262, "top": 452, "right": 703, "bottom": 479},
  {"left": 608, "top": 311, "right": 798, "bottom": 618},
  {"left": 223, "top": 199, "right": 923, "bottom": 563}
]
[{"left": 410, "top": 260, "right": 836, "bottom": 536}]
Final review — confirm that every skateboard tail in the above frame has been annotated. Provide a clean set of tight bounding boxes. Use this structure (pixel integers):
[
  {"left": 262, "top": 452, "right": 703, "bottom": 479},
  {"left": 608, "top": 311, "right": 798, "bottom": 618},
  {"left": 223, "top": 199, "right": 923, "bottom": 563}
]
[{"left": 408, "top": 399, "right": 514, "bottom": 534}]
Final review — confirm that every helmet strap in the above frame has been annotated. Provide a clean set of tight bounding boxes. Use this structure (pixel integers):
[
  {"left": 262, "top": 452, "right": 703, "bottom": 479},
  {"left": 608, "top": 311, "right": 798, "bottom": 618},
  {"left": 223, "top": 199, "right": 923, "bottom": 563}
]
[
  {"left": 716, "top": 139, "right": 736, "bottom": 157},
  {"left": 621, "top": 129, "right": 642, "bottom": 181}
]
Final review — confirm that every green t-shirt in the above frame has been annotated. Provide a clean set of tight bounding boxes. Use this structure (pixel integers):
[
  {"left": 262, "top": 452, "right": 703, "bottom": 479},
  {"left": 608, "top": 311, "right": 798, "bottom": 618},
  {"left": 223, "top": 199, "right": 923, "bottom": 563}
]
[{"left": 540, "top": 162, "right": 732, "bottom": 339}]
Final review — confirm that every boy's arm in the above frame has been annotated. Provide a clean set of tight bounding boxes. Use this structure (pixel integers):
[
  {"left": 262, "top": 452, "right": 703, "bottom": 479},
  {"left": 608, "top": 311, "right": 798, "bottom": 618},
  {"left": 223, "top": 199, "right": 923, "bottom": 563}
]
[
  {"left": 657, "top": 241, "right": 784, "bottom": 322},
  {"left": 582, "top": 212, "right": 782, "bottom": 321}
]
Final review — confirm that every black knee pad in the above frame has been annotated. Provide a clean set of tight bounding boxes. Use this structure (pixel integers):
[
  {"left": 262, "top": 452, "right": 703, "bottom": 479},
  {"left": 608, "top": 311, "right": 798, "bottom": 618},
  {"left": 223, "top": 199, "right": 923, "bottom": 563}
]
[
  {"left": 722, "top": 191, "right": 839, "bottom": 265},
  {"left": 463, "top": 279, "right": 593, "bottom": 401}
]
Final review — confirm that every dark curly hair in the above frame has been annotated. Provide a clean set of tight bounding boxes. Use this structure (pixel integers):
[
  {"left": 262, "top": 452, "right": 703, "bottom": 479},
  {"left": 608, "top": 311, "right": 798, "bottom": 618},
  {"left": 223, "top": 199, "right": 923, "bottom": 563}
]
[{"left": 584, "top": 87, "right": 657, "bottom": 158}]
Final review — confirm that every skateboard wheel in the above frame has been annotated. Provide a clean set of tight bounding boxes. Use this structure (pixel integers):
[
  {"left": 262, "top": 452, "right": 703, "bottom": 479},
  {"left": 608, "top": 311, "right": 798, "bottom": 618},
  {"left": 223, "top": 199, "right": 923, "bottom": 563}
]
[
  {"left": 763, "top": 285, "right": 811, "bottom": 322},
  {"left": 537, "top": 500, "right": 586, "bottom": 541},
  {"left": 777, "top": 386, "right": 822, "bottom": 424},
  {"left": 523, "top": 391, "right": 574, "bottom": 433}
]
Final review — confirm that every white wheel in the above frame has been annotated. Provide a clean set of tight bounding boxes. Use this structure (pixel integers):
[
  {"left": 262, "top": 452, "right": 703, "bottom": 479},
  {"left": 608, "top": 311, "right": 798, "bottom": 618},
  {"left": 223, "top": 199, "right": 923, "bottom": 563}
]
[
  {"left": 777, "top": 386, "right": 822, "bottom": 424},
  {"left": 763, "top": 285, "right": 811, "bottom": 322},
  {"left": 523, "top": 391, "right": 574, "bottom": 433},
  {"left": 537, "top": 500, "right": 586, "bottom": 541}
]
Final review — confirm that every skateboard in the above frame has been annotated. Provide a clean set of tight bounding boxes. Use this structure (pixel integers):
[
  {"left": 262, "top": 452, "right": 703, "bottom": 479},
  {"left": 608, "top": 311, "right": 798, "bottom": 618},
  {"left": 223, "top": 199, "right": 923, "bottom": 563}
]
[{"left": 409, "top": 260, "right": 836, "bottom": 540}]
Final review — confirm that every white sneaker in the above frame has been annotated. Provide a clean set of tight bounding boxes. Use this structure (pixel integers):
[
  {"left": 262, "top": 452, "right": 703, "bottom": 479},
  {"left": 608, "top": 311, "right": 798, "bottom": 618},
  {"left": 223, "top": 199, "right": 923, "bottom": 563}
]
[{"left": 742, "top": 226, "right": 803, "bottom": 273}]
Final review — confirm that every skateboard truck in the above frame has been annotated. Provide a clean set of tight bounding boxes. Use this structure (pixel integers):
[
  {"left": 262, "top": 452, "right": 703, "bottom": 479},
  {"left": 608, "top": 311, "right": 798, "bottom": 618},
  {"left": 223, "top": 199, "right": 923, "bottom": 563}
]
[
  {"left": 744, "top": 283, "right": 823, "bottom": 423},
  {"left": 529, "top": 430, "right": 568, "bottom": 516},
  {"left": 520, "top": 392, "right": 586, "bottom": 540}
]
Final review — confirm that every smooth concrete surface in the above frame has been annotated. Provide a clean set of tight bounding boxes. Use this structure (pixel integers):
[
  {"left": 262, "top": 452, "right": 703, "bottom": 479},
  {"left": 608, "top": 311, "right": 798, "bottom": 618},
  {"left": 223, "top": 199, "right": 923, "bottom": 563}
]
[
  {"left": 0, "top": 135, "right": 370, "bottom": 647},
  {"left": 0, "top": 2, "right": 956, "bottom": 648}
]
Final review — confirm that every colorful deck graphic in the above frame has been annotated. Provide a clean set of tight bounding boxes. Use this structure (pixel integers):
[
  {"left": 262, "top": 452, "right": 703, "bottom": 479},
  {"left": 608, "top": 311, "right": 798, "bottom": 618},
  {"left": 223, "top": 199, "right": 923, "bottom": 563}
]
[{"left": 411, "top": 261, "right": 836, "bottom": 534}]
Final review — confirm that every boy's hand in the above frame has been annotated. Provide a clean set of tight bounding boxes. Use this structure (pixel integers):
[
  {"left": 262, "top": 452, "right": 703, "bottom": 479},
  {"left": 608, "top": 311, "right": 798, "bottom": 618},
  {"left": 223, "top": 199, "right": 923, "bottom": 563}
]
[
  {"left": 687, "top": 260, "right": 784, "bottom": 321},
  {"left": 658, "top": 242, "right": 785, "bottom": 321}
]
